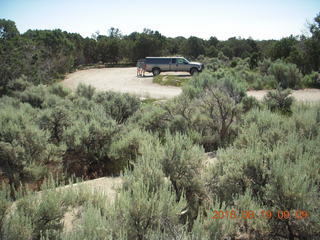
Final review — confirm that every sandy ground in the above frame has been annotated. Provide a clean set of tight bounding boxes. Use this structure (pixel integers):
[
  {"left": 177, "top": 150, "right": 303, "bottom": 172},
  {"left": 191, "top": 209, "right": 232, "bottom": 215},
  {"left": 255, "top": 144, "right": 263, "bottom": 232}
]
[
  {"left": 62, "top": 67, "right": 320, "bottom": 101},
  {"left": 63, "top": 67, "right": 182, "bottom": 99},
  {"left": 60, "top": 176, "right": 123, "bottom": 201},
  {"left": 247, "top": 88, "right": 320, "bottom": 102}
]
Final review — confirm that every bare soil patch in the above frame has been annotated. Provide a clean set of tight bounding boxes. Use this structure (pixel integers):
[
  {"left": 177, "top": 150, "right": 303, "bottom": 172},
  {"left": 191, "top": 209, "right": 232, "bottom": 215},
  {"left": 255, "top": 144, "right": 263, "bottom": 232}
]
[{"left": 63, "top": 67, "right": 182, "bottom": 99}]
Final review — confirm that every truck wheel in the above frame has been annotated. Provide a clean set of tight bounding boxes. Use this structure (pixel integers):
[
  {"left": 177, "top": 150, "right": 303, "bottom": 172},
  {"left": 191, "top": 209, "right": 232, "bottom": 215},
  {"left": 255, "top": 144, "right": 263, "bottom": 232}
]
[
  {"left": 190, "top": 68, "right": 199, "bottom": 76},
  {"left": 152, "top": 68, "right": 160, "bottom": 76}
]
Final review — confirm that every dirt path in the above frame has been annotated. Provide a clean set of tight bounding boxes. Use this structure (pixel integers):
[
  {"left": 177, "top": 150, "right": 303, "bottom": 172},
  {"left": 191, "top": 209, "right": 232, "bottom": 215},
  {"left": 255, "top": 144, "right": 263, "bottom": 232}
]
[{"left": 62, "top": 67, "right": 320, "bottom": 101}]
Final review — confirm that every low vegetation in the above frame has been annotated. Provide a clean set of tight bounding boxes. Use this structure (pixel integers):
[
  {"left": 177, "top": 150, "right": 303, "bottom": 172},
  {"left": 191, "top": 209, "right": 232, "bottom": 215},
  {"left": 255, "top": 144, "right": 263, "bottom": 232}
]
[
  {"left": 0, "top": 11, "right": 319, "bottom": 240},
  {"left": 1, "top": 73, "right": 319, "bottom": 239},
  {"left": 153, "top": 74, "right": 190, "bottom": 87}
]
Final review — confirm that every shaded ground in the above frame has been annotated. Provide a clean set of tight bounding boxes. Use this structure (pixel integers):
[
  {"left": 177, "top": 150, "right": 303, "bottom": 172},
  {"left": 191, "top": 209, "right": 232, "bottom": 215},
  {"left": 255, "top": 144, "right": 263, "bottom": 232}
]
[{"left": 63, "top": 67, "right": 320, "bottom": 101}]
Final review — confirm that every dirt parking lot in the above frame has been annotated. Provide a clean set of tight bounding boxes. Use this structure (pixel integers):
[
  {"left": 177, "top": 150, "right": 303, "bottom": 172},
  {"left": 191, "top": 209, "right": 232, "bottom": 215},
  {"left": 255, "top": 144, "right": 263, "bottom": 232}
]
[
  {"left": 63, "top": 67, "right": 182, "bottom": 99},
  {"left": 62, "top": 67, "right": 320, "bottom": 101}
]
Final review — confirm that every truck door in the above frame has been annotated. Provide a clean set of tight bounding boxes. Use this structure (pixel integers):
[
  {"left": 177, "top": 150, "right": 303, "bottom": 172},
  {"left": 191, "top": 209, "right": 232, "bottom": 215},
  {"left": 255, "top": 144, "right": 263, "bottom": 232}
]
[
  {"left": 177, "top": 58, "right": 189, "bottom": 71},
  {"left": 170, "top": 58, "right": 178, "bottom": 71}
]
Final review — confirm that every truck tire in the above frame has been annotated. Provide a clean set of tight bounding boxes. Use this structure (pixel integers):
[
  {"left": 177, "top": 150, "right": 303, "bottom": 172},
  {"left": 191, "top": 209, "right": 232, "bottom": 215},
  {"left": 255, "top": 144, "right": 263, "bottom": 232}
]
[
  {"left": 190, "top": 68, "right": 199, "bottom": 76},
  {"left": 152, "top": 68, "right": 160, "bottom": 76}
]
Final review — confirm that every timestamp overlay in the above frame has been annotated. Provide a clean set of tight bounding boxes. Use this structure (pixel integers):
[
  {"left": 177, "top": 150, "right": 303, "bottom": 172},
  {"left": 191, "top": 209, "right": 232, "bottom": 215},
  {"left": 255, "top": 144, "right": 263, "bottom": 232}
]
[{"left": 211, "top": 210, "right": 309, "bottom": 220}]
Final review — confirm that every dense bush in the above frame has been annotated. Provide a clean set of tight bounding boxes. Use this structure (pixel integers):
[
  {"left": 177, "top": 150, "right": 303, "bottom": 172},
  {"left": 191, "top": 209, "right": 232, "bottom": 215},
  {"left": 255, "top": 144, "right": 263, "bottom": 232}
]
[
  {"left": 94, "top": 91, "right": 140, "bottom": 124},
  {"left": 183, "top": 71, "right": 246, "bottom": 102},
  {"left": 37, "top": 106, "right": 72, "bottom": 144},
  {"left": 0, "top": 104, "right": 64, "bottom": 198},
  {"left": 263, "top": 88, "right": 294, "bottom": 115},
  {"left": 0, "top": 83, "right": 142, "bottom": 185},
  {"left": 48, "top": 84, "right": 71, "bottom": 98},
  {"left": 268, "top": 60, "right": 302, "bottom": 89},
  {"left": 204, "top": 106, "right": 320, "bottom": 239},
  {"left": 14, "top": 85, "right": 48, "bottom": 108},
  {"left": 129, "top": 104, "right": 170, "bottom": 139},
  {"left": 241, "top": 95, "right": 261, "bottom": 112},
  {"left": 75, "top": 83, "right": 95, "bottom": 100},
  {"left": 5, "top": 76, "right": 32, "bottom": 93},
  {"left": 162, "top": 133, "right": 206, "bottom": 226},
  {"left": 63, "top": 110, "right": 119, "bottom": 177},
  {"left": 301, "top": 71, "right": 320, "bottom": 88},
  {"left": 1, "top": 79, "right": 319, "bottom": 239},
  {"left": 0, "top": 186, "right": 11, "bottom": 234},
  {"left": 109, "top": 128, "right": 157, "bottom": 171},
  {"left": 2, "top": 210, "right": 34, "bottom": 240},
  {"left": 0, "top": 178, "right": 108, "bottom": 240}
]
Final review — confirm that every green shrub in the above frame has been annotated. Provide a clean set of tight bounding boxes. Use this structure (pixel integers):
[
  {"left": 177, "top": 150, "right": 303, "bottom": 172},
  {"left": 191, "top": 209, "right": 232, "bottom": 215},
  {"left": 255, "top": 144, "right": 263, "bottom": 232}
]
[
  {"left": 163, "top": 94, "right": 192, "bottom": 134},
  {"left": 14, "top": 85, "right": 48, "bottom": 108},
  {"left": 33, "top": 191, "right": 66, "bottom": 239},
  {"left": 2, "top": 210, "right": 34, "bottom": 240},
  {"left": 113, "top": 177, "right": 187, "bottom": 240},
  {"left": 241, "top": 95, "right": 261, "bottom": 112},
  {"left": 204, "top": 106, "right": 320, "bottom": 239},
  {"left": 258, "top": 58, "right": 272, "bottom": 75},
  {"left": 1, "top": 179, "right": 102, "bottom": 240},
  {"left": 61, "top": 203, "right": 112, "bottom": 240},
  {"left": 41, "top": 94, "right": 73, "bottom": 109},
  {"left": 301, "top": 71, "right": 320, "bottom": 88},
  {"left": 70, "top": 96, "right": 98, "bottom": 113},
  {"left": 191, "top": 202, "right": 238, "bottom": 240},
  {"left": 48, "top": 84, "right": 70, "bottom": 98},
  {"left": 153, "top": 75, "right": 189, "bottom": 87},
  {"left": 130, "top": 104, "right": 170, "bottom": 139},
  {"left": 268, "top": 60, "right": 302, "bottom": 89},
  {"left": 94, "top": 91, "right": 140, "bottom": 124},
  {"left": 162, "top": 133, "right": 205, "bottom": 225},
  {"left": 37, "top": 106, "right": 72, "bottom": 143},
  {"left": 63, "top": 110, "right": 119, "bottom": 176},
  {"left": 0, "top": 185, "right": 11, "bottom": 233},
  {"left": 122, "top": 139, "right": 165, "bottom": 195},
  {"left": 109, "top": 128, "right": 157, "bottom": 172},
  {"left": 239, "top": 70, "right": 277, "bottom": 90},
  {"left": 75, "top": 83, "right": 95, "bottom": 100},
  {"left": 162, "top": 82, "right": 241, "bottom": 150},
  {"left": 184, "top": 72, "right": 246, "bottom": 103},
  {"left": 0, "top": 105, "right": 64, "bottom": 196},
  {"left": 196, "top": 86, "right": 241, "bottom": 148},
  {"left": 263, "top": 88, "right": 294, "bottom": 115},
  {"left": 63, "top": 151, "right": 187, "bottom": 240},
  {"left": 5, "top": 75, "right": 32, "bottom": 93},
  {"left": 0, "top": 96, "right": 23, "bottom": 109}
]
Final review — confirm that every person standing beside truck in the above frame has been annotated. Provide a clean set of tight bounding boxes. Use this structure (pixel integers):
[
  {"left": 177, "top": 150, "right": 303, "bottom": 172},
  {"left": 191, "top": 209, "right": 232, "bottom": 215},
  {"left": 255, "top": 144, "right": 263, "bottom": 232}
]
[
  {"left": 136, "top": 59, "right": 146, "bottom": 77},
  {"left": 141, "top": 60, "right": 146, "bottom": 77},
  {"left": 136, "top": 60, "right": 142, "bottom": 76}
]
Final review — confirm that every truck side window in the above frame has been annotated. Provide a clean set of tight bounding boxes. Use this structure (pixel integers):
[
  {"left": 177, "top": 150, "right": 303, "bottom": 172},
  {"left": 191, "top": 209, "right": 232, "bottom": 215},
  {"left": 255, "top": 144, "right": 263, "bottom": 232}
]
[
  {"left": 177, "top": 58, "right": 183, "bottom": 64},
  {"left": 172, "top": 58, "right": 176, "bottom": 64}
]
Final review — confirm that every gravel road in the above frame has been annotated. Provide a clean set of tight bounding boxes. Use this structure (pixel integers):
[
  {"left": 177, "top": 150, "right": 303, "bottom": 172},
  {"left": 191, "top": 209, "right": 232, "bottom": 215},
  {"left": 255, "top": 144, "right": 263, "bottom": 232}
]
[{"left": 62, "top": 67, "right": 320, "bottom": 101}]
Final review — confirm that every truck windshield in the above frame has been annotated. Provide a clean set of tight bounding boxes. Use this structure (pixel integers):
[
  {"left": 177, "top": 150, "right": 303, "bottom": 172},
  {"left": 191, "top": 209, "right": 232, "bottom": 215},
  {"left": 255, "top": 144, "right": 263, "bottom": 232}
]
[
  {"left": 177, "top": 58, "right": 189, "bottom": 64},
  {"left": 183, "top": 58, "right": 189, "bottom": 63}
]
